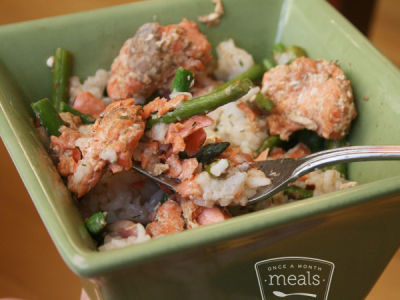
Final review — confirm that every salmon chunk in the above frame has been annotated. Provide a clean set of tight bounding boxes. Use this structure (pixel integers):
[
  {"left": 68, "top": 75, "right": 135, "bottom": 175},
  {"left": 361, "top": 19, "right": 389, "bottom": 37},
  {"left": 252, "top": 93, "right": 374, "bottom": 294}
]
[
  {"left": 180, "top": 198, "right": 230, "bottom": 229},
  {"left": 66, "top": 99, "right": 145, "bottom": 197},
  {"left": 146, "top": 200, "right": 185, "bottom": 237},
  {"left": 107, "top": 19, "right": 212, "bottom": 102},
  {"left": 262, "top": 57, "right": 356, "bottom": 140}
]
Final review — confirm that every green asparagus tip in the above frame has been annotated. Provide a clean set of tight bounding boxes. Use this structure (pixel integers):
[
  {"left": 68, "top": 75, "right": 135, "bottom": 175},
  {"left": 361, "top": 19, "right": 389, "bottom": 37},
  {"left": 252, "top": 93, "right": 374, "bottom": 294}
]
[
  {"left": 194, "top": 142, "right": 230, "bottom": 165},
  {"left": 286, "top": 45, "right": 307, "bottom": 58},
  {"left": 85, "top": 212, "right": 107, "bottom": 235},
  {"left": 31, "top": 98, "right": 65, "bottom": 137},
  {"left": 254, "top": 92, "right": 274, "bottom": 112},
  {"left": 273, "top": 43, "right": 286, "bottom": 53},
  {"left": 257, "top": 135, "right": 282, "bottom": 154},
  {"left": 273, "top": 44, "right": 307, "bottom": 65},
  {"left": 51, "top": 48, "right": 72, "bottom": 111},
  {"left": 172, "top": 67, "right": 194, "bottom": 93}
]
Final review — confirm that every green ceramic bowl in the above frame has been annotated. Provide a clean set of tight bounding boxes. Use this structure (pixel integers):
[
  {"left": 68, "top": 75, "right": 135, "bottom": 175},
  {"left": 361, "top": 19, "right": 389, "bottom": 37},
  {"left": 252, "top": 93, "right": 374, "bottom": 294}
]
[{"left": 1, "top": 0, "right": 399, "bottom": 299}]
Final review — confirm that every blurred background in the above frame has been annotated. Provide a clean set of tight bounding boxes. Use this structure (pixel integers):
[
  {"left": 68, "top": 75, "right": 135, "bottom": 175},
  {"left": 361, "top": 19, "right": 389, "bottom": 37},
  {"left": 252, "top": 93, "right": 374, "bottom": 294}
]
[{"left": 0, "top": 0, "right": 398, "bottom": 299}]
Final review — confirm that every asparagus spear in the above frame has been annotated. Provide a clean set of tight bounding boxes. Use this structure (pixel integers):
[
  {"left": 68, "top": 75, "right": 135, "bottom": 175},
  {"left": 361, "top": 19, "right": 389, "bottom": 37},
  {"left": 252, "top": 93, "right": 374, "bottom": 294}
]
[
  {"left": 171, "top": 67, "right": 194, "bottom": 93},
  {"left": 273, "top": 43, "right": 286, "bottom": 53},
  {"left": 286, "top": 45, "right": 307, "bottom": 58},
  {"left": 147, "top": 79, "right": 252, "bottom": 128},
  {"left": 213, "top": 65, "right": 264, "bottom": 92},
  {"left": 273, "top": 43, "right": 307, "bottom": 65},
  {"left": 51, "top": 48, "right": 72, "bottom": 110},
  {"left": 257, "top": 135, "right": 282, "bottom": 154},
  {"left": 85, "top": 212, "right": 107, "bottom": 236},
  {"left": 284, "top": 186, "right": 313, "bottom": 200},
  {"left": 31, "top": 98, "right": 65, "bottom": 137},
  {"left": 261, "top": 44, "right": 307, "bottom": 73},
  {"left": 194, "top": 142, "right": 230, "bottom": 165},
  {"left": 262, "top": 57, "right": 276, "bottom": 71},
  {"left": 254, "top": 92, "right": 274, "bottom": 112},
  {"left": 59, "top": 102, "right": 95, "bottom": 124}
]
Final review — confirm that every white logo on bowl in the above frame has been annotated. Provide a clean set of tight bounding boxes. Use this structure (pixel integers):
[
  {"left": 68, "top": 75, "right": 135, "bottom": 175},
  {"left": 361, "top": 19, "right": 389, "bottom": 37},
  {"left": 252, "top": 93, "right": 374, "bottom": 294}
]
[{"left": 254, "top": 257, "right": 334, "bottom": 300}]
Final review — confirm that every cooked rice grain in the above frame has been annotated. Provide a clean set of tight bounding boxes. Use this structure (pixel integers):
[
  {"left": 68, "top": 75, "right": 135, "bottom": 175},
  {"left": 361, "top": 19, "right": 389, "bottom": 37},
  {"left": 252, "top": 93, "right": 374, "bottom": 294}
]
[
  {"left": 69, "top": 69, "right": 110, "bottom": 104},
  {"left": 214, "top": 39, "right": 254, "bottom": 81},
  {"left": 205, "top": 88, "right": 268, "bottom": 154},
  {"left": 80, "top": 170, "right": 162, "bottom": 224},
  {"left": 195, "top": 166, "right": 271, "bottom": 207},
  {"left": 99, "top": 221, "right": 151, "bottom": 251}
]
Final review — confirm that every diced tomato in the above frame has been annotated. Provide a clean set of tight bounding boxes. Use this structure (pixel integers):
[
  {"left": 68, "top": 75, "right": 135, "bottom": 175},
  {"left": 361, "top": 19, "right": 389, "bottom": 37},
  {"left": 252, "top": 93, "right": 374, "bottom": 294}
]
[
  {"left": 166, "top": 115, "right": 214, "bottom": 154},
  {"left": 184, "top": 128, "right": 206, "bottom": 156},
  {"left": 73, "top": 91, "right": 106, "bottom": 118}
]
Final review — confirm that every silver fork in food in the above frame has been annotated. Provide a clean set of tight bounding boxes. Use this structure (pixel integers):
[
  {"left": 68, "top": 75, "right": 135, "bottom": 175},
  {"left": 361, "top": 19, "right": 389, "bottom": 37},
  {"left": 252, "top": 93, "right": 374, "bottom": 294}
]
[{"left": 132, "top": 145, "right": 400, "bottom": 205}]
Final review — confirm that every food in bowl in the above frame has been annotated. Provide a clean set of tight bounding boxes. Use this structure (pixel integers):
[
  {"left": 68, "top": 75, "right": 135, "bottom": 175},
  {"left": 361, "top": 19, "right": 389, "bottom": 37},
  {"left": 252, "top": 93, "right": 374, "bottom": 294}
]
[{"left": 31, "top": 18, "right": 357, "bottom": 251}]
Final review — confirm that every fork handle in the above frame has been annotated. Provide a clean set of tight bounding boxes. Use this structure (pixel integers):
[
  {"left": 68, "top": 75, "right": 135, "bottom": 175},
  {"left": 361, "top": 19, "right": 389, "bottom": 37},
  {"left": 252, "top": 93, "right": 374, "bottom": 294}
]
[{"left": 293, "top": 145, "right": 400, "bottom": 178}]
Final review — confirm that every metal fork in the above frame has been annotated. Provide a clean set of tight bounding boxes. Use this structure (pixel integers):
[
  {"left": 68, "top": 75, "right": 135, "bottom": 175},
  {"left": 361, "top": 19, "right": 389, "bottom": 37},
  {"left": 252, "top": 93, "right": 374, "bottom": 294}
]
[{"left": 132, "top": 145, "right": 400, "bottom": 205}]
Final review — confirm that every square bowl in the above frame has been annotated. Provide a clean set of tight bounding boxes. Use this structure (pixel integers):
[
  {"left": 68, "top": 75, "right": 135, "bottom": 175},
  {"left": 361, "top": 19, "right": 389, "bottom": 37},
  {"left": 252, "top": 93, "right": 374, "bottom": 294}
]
[{"left": 1, "top": 0, "right": 400, "bottom": 299}]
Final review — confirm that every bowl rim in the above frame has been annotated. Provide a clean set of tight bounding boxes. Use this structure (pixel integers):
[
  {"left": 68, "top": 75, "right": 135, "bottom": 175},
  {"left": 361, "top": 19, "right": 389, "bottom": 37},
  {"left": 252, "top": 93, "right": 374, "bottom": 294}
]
[{"left": 1, "top": 0, "right": 400, "bottom": 278}]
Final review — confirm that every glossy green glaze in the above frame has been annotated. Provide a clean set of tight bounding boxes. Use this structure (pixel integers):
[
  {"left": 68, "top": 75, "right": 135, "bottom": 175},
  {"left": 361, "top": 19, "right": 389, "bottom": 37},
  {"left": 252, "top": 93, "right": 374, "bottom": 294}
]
[{"left": 0, "top": 0, "right": 399, "bottom": 299}]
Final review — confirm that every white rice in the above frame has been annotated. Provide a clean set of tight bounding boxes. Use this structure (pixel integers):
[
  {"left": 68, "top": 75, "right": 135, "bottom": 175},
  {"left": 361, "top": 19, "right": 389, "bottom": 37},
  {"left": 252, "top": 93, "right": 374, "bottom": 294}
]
[
  {"left": 195, "top": 165, "right": 271, "bottom": 207},
  {"left": 79, "top": 170, "right": 162, "bottom": 224},
  {"left": 208, "top": 158, "right": 229, "bottom": 177},
  {"left": 255, "top": 169, "right": 358, "bottom": 211},
  {"left": 147, "top": 122, "right": 169, "bottom": 142},
  {"left": 214, "top": 39, "right": 254, "bottom": 81},
  {"left": 69, "top": 69, "right": 110, "bottom": 104},
  {"left": 78, "top": 124, "right": 92, "bottom": 136},
  {"left": 303, "top": 169, "right": 358, "bottom": 196},
  {"left": 198, "top": 0, "right": 224, "bottom": 27},
  {"left": 46, "top": 56, "right": 54, "bottom": 68},
  {"left": 205, "top": 87, "right": 268, "bottom": 155},
  {"left": 99, "top": 221, "right": 151, "bottom": 251}
]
